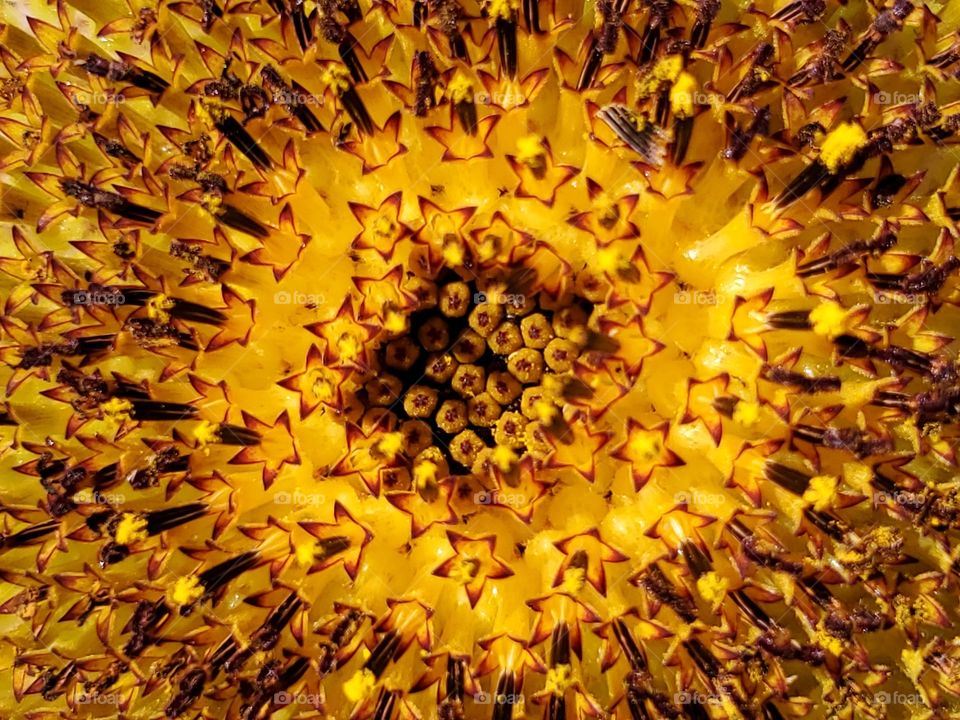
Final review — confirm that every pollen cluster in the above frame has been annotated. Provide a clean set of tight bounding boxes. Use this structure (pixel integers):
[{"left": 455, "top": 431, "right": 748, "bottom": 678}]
[{"left": 3, "top": 0, "right": 960, "bottom": 719}]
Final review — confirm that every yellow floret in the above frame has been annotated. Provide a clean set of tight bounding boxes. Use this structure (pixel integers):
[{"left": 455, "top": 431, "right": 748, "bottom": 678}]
[
  {"left": 809, "top": 300, "right": 849, "bottom": 338},
  {"left": 170, "top": 576, "right": 204, "bottom": 606},
  {"left": 114, "top": 513, "right": 148, "bottom": 545},
  {"left": 343, "top": 668, "right": 377, "bottom": 703},
  {"left": 803, "top": 474, "right": 839, "bottom": 511},
  {"left": 732, "top": 401, "right": 760, "bottom": 427},
  {"left": 819, "top": 122, "right": 869, "bottom": 173}
]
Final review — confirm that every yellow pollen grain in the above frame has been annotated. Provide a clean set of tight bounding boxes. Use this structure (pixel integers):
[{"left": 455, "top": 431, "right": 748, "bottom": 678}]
[
  {"left": 442, "top": 238, "right": 465, "bottom": 266},
  {"left": 321, "top": 65, "right": 351, "bottom": 93},
  {"left": 560, "top": 566, "right": 587, "bottom": 594},
  {"left": 534, "top": 399, "right": 558, "bottom": 424},
  {"left": 669, "top": 72, "right": 698, "bottom": 118},
  {"left": 337, "top": 332, "right": 362, "bottom": 360},
  {"left": 516, "top": 134, "right": 546, "bottom": 167},
  {"left": 696, "top": 571, "right": 729, "bottom": 607},
  {"left": 170, "top": 575, "right": 204, "bottom": 606},
  {"left": 447, "top": 72, "right": 474, "bottom": 104},
  {"left": 414, "top": 460, "right": 438, "bottom": 489},
  {"left": 343, "top": 668, "right": 377, "bottom": 703},
  {"left": 544, "top": 664, "right": 573, "bottom": 695},
  {"left": 803, "top": 474, "right": 839, "bottom": 511},
  {"left": 819, "top": 122, "right": 868, "bottom": 173},
  {"left": 901, "top": 648, "right": 925, "bottom": 682},
  {"left": 449, "top": 556, "right": 479, "bottom": 584},
  {"left": 193, "top": 420, "right": 220, "bottom": 447},
  {"left": 637, "top": 55, "right": 684, "bottom": 95},
  {"left": 487, "top": 0, "right": 519, "bottom": 20},
  {"left": 311, "top": 372, "right": 335, "bottom": 402},
  {"left": 629, "top": 431, "right": 660, "bottom": 461},
  {"left": 732, "top": 400, "right": 760, "bottom": 427},
  {"left": 384, "top": 309, "right": 407, "bottom": 334},
  {"left": 372, "top": 214, "right": 395, "bottom": 237},
  {"left": 597, "top": 247, "right": 628, "bottom": 274},
  {"left": 146, "top": 294, "right": 175, "bottom": 323},
  {"left": 809, "top": 300, "right": 849, "bottom": 338},
  {"left": 295, "top": 539, "right": 316, "bottom": 567},
  {"left": 202, "top": 191, "right": 222, "bottom": 212},
  {"left": 114, "top": 513, "right": 148, "bottom": 545},
  {"left": 101, "top": 397, "right": 133, "bottom": 421},
  {"left": 492, "top": 444, "right": 517, "bottom": 471},
  {"left": 375, "top": 431, "right": 404, "bottom": 458}
]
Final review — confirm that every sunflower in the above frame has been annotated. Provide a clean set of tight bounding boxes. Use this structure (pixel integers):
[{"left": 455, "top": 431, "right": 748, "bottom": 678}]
[{"left": 2, "top": 0, "right": 960, "bottom": 718}]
